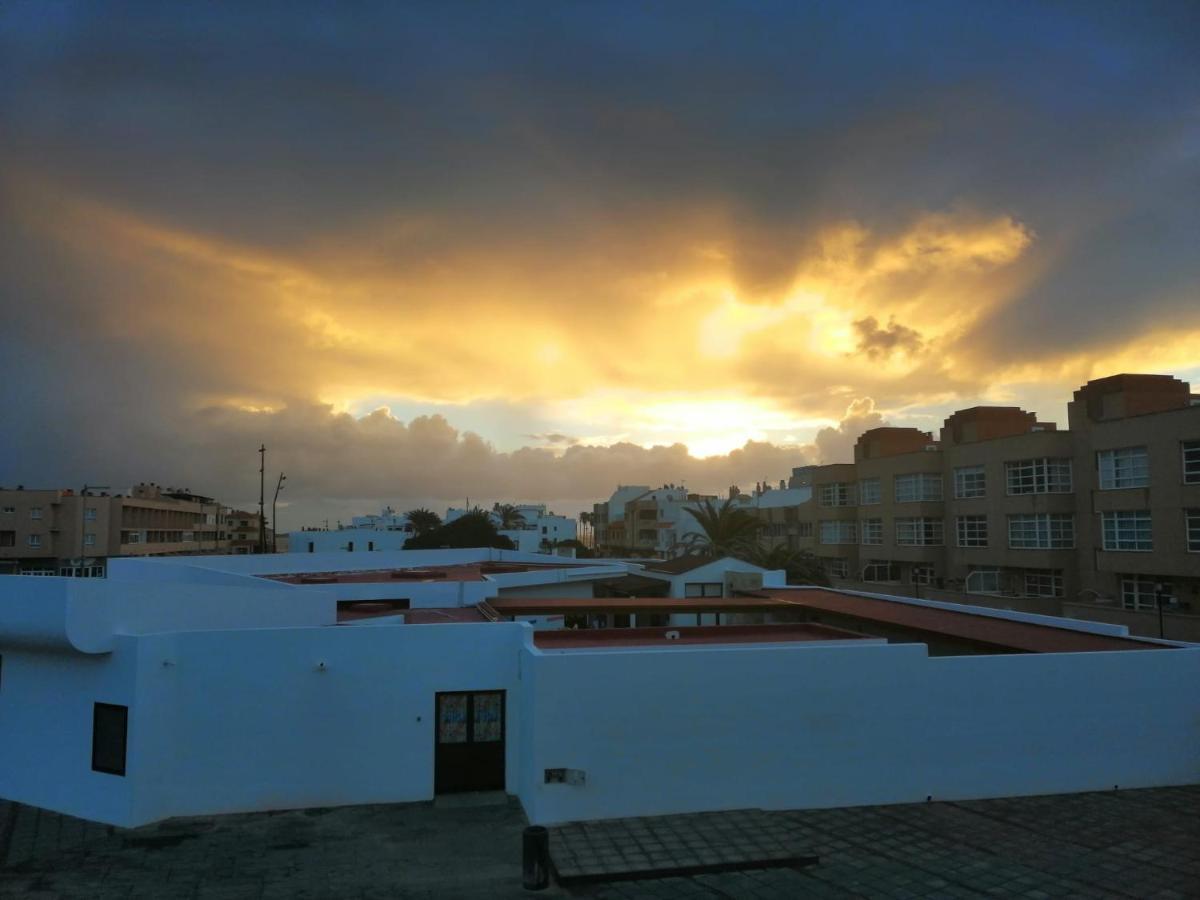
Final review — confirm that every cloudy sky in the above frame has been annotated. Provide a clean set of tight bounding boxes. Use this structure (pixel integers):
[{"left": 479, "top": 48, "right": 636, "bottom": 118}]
[{"left": 1, "top": 1, "right": 1198, "bottom": 526}]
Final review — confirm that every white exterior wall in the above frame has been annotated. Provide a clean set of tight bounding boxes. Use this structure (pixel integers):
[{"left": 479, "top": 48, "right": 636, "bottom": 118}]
[{"left": 519, "top": 641, "right": 1200, "bottom": 825}]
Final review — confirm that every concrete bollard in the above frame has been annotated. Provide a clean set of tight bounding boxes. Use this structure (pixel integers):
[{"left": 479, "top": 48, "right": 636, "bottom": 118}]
[{"left": 522, "top": 825, "right": 550, "bottom": 891}]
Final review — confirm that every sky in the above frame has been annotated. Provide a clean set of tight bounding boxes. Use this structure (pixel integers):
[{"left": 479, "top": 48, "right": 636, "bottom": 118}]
[{"left": 1, "top": 1, "right": 1198, "bottom": 527}]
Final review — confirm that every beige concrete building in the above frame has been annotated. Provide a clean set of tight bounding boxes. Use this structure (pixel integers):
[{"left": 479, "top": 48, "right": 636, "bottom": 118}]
[
  {"left": 1, "top": 482, "right": 226, "bottom": 576},
  {"left": 753, "top": 374, "right": 1200, "bottom": 640}
]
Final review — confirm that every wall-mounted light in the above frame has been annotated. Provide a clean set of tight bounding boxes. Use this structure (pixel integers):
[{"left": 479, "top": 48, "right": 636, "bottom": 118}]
[{"left": 315, "top": 661, "right": 328, "bottom": 673}]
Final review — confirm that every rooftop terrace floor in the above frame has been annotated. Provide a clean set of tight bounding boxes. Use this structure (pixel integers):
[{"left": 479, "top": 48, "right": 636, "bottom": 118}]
[{"left": 3, "top": 786, "right": 1197, "bottom": 898}]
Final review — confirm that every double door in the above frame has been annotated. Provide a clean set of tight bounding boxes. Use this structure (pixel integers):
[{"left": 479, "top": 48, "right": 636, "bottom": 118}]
[{"left": 434, "top": 690, "right": 505, "bottom": 794}]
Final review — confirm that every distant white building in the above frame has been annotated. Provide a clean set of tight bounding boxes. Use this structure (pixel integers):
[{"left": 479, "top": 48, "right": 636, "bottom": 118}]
[{"left": 292, "top": 503, "right": 578, "bottom": 556}]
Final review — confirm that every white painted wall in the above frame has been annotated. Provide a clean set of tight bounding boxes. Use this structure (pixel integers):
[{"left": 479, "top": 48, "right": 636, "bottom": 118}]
[
  {"left": 0, "top": 640, "right": 139, "bottom": 824},
  {"left": 519, "top": 641, "right": 1200, "bottom": 825}
]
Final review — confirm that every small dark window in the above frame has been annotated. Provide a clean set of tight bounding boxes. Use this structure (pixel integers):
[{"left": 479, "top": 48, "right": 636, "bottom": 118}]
[
  {"left": 92, "top": 703, "right": 128, "bottom": 776},
  {"left": 307, "top": 541, "right": 314, "bottom": 553},
  {"left": 347, "top": 541, "right": 355, "bottom": 552},
  {"left": 368, "top": 541, "right": 375, "bottom": 551}
]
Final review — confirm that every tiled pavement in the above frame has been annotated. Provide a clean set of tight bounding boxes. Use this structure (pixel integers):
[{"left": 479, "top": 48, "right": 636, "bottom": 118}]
[
  {"left": 549, "top": 808, "right": 811, "bottom": 883},
  {"left": 570, "top": 787, "right": 1200, "bottom": 899},
  {"left": 2, "top": 786, "right": 1198, "bottom": 898}
]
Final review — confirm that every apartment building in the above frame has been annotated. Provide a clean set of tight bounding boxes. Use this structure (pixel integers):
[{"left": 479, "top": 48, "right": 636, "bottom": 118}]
[
  {"left": 592, "top": 485, "right": 719, "bottom": 557},
  {"left": 0, "top": 482, "right": 226, "bottom": 575},
  {"left": 755, "top": 374, "right": 1200, "bottom": 640}
]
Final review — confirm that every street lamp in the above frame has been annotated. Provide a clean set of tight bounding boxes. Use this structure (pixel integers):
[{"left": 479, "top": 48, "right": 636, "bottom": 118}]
[{"left": 1154, "top": 582, "right": 1173, "bottom": 640}]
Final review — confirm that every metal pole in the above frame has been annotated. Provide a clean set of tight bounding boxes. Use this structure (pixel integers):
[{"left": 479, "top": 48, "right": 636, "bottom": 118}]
[
  {"left": 1155, "top": 583, "right": 1165, "bottom": 639},
  {"left": 258, "top": 445, "right": 266, "bottom": 554},
  {"left": 272, "top": 473, "right": 286, "bottom": 553}
]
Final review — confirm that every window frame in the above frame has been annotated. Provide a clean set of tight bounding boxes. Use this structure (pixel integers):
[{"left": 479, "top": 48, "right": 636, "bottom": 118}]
[
  {"left": 894, "top": 473, "right": 943, "bottom": 503},
  {"left": 1183, "top": 440, "right": 1200, "bottom": 485},
  {"left": 1100, "top": 510, "right": 1153, "bottom": 552},
  {"left": 1007, "top": 513, "right": 1075, "bottom": 550},
  {"left": 956, "top": 515, "right": 988, "bottom": 548},
  {"left": 91, "top": 702, "right": 129, "bottom": 777},
  {"left": 1005, "top": 457, "right": 1073, "bottom": 495},
  {"left": 1185, "top": 509, "right": 1200, "bottom": 553},
  {"left": 858, "top": 477, "right": 881, "bottom": 506},
  {"left": 859, "top": 518, "right": 883, "bottom": 546},
  {"left": 1097, "top": 446, "right": 1149, "bottom": 490},
  {"left": 895, "top": 517, "right": 943, "bottom": 546},
  {"left": 953, "top": 465, "right": 986, "bottom": 499}
]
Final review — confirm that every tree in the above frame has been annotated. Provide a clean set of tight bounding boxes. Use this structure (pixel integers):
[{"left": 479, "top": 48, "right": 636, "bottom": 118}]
[
  {"left": 404, "top": 508, "right": 442, "bottom": 536},
  {"left": 493, "top": 503, "right": 527, "bottom": 530},
  {"left": 744, "top": 544, "right": 830, "bottom": 587},
  {"left": 681, "top": 498, "right": 762, "bottom": 558},
  {"left": 403, "top": 510, "right": 516, "bottom": 550}
]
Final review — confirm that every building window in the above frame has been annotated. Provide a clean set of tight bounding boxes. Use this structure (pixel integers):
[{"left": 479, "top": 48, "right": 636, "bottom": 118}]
[
  {"left": 1007, "top": 514, "right": 1075, "bottom": 549},
  {"left": 92, "top": 703, "right": 129, "bottom": 776},
  {"left": 367, "top": 541, "right": 375, "bottom": 551},
  {"left": 895, "top": 517, "right": 943, "bottom": 546},
  {"left": 819, "top": 483, "right": 856, "bottom": 507},
  {"left": 860, "top": 519, "right": 883, "bottom": 545},
  {"left": 684, "top": 583, "right": 723, "bottom": 598},
  {"left": 1183, "top": 440, "right": 1200, "bottom": 484},
  {"left": 2, "top": 505, "right": 14, "bottom": 514},
  {"left": 1187, "top": 510, "right": 1200, "bottom": 553},
  {"left": 27, "top": 534, "right": 42, "bottom": 549},
  {"left": 824, "top": 558, "right": 849, "bottom": 579},
  {"left": 954, "top": 465, "right": 986, "bottom": 499},
  {"left": 84, "top": 534, "right": 96, "bottom": 547},
  {"left": 1005, "top": 458, "right": 1072, "bottom": 494},
  {"left": 347, "top": 541, "right": 355, "bottom": 552},
  {"left": 1023, "top": 569, "right": 1063, "bottom": 598},
  {"left": 84, "top": 507, "right": 98, "bottom": 521},
  {"left": 1097, "top": 447, "right": 1149, "bottom": 490},
  {"left": 1120, "top": 576, "right": 1173, "bottom": 612},
  {"left": 819, "top": 520, "right": 857, "bottom": 545},
  {"left": 30, "top": 507, "right": 43, "bottom": 520},
  {"left": 911, "top": 565, "right": 934, "bottom": 586},
  {"left": 124, "top": 531, "right": 141, "bottom": 544},
  {"left": 0, "top": 531, "right": 13, "bottom": 547},
  {"left": 859, "top": 478, "right": 881, "bottom": 505},
  {"left": 894, "top": 473, "right": 943, "bottom": 503},
  {"left": 862, "top": 560, "right": 901, "bottom": 583},
  {"left": 1101, "top": 510, "right": 1152, "bottom": 551},
  {"left": 795, "top": 522, "right": 813, "bottom": 538},
  {"left": 956, "top": 515, "right": 988, "bottom": 547},
  {"left": 966, "top": 567, "right": 1001, "bottom": 595}
]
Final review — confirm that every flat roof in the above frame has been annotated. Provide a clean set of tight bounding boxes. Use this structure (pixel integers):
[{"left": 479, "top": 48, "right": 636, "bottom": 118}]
[
  {"left": 766, "top": 589, "right": 1166, "bottom": 654},
  {"left": 264, "top": 561, "right": 593, "bottom": 586},
  {"left": 491, "top": 589, "right": 1171, "bottom": 654},
  {"left": 533, "top": 622, "right": 871, "bottom": 649}
]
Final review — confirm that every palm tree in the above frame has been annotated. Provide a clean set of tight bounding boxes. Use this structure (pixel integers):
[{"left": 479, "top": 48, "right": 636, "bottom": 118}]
[
  {"left": 681, "top": 498, "right": 762, "bottom": 558},
  {"left": 404, "top": 508, "right": 442, "bottom": 536},
  {"left": 745, "top": 544, "right": 830, "bottom": 586},
  {"left": 493, "top": 503, "right": 527, "bottom": 530}
]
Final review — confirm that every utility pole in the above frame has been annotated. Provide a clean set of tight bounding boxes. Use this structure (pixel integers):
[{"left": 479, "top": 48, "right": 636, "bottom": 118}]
[
  {"left": 272, "top": 472, "right": 286, "bottom": 553},
  {"left": 258, "top": 444, "right": 266, "bottom": 554}
]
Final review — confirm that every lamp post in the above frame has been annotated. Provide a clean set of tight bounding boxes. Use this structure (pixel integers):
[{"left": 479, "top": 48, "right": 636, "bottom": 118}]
[
  {"left": 272, "top": 473, "right": 286, "bottom": 553},
  {"left": 1154, "top": 582, "right": 1170, "bottom": 640}
]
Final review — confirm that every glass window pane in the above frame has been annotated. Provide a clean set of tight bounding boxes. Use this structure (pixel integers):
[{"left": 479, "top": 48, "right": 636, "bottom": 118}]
[
  {"left": 473, "top": 694, "right": 503, "bottom": 743},
  {"left": 438, "top": 694, "right": 468, "bottom": 744}
]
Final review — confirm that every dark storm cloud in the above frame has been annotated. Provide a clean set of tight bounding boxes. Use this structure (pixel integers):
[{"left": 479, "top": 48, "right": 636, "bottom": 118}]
[{"left": 2, "top": 0, "right": 1199, "bottom": 520}]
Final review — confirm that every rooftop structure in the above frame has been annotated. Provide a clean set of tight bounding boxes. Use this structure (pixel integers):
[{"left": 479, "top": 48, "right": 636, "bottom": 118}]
[{"left": 0, "top": 545, "right": 1196, "bottom": 835}]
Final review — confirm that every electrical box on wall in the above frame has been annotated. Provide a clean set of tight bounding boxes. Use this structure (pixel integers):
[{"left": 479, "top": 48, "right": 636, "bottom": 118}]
[{"left": 544, "top": 768, "right": 586, "bottom": 786}]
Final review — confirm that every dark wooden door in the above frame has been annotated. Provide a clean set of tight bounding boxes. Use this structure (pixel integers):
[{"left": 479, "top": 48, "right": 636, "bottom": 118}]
[{"left": 434, "top": 690, "right": 505, "bottom": 794}]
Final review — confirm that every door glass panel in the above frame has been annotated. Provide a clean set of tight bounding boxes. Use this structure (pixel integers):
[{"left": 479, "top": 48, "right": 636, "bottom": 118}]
[
  {"left": 438, "top": 694, "right": 468, "bottom": 743},
  {"left": 473, "top": 693, "right": 503, "bottom": 742}
]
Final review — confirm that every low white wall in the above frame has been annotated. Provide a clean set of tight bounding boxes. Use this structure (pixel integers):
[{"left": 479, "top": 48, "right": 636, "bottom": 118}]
[
  {"left": 519, "top": 641, "right": 1200, "bottom": 825},
  {"left": 127, "top": 623, "right": 529, "bottom": 826},
  {"left": 0, "top": 640, "right": 139, "bottom": 824}
]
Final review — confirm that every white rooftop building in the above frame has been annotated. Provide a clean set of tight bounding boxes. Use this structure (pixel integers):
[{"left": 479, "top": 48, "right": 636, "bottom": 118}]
[{"left": 0, "top": 548, "right": 1196, "bottom": 832}]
